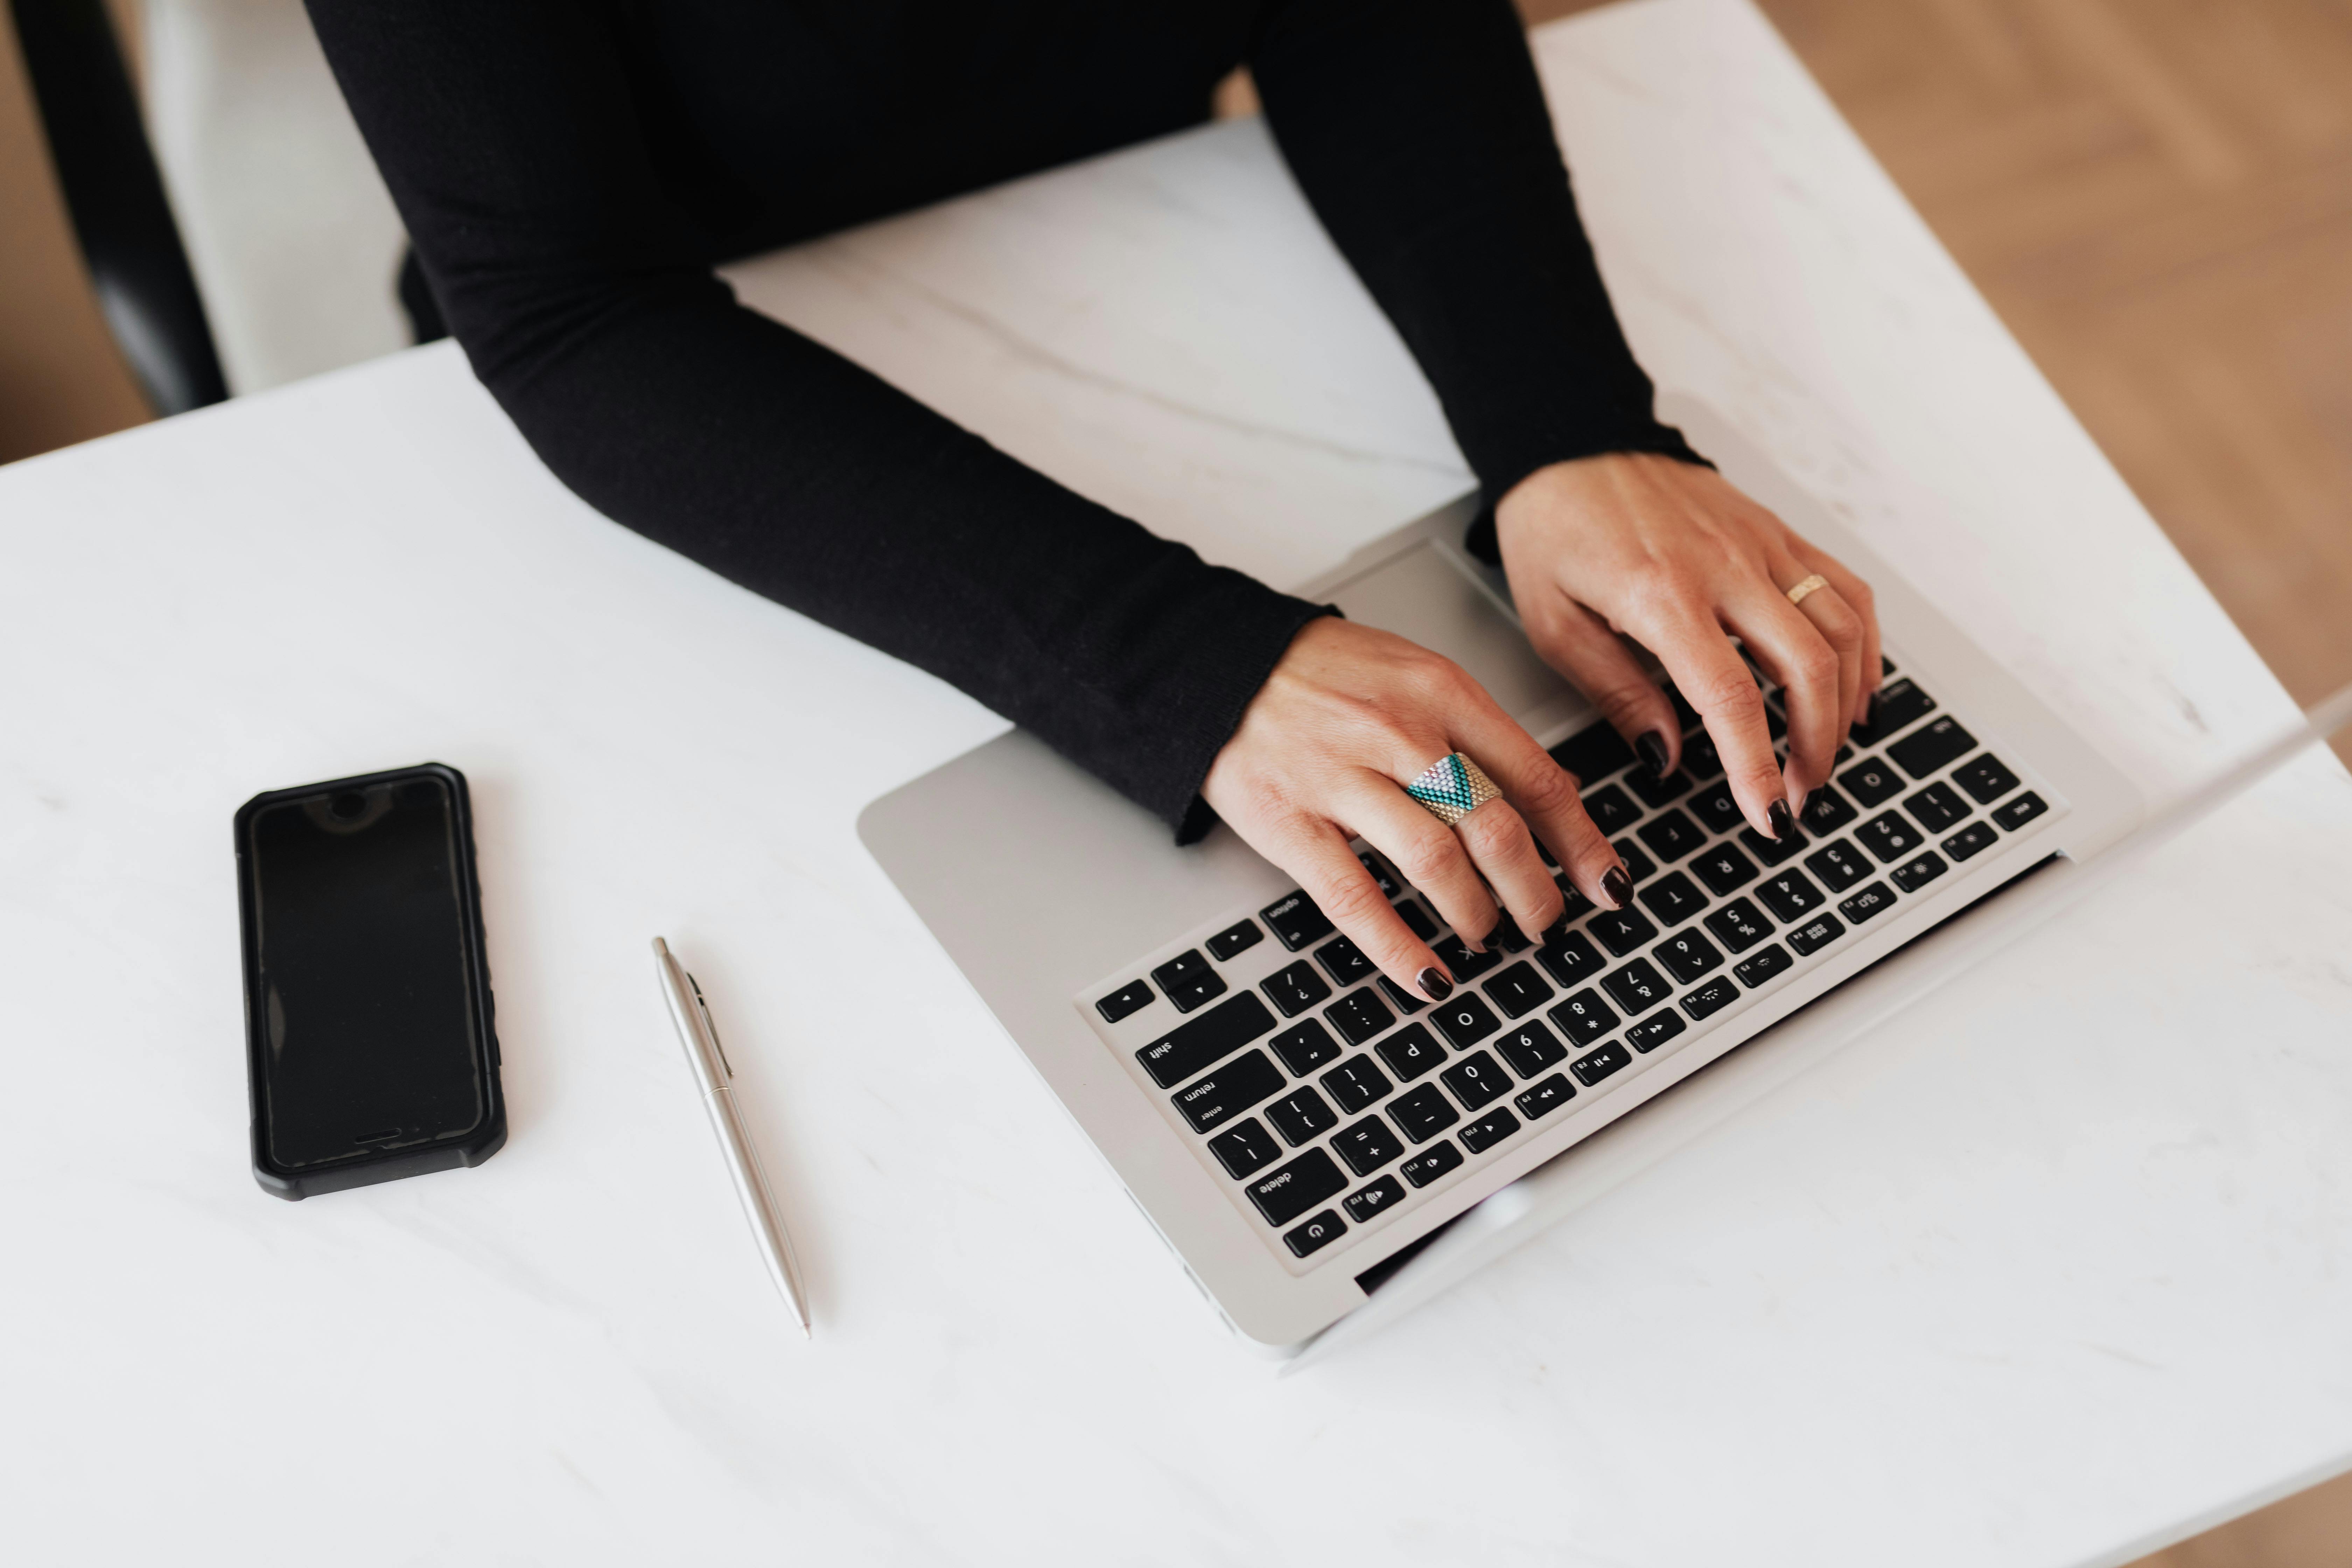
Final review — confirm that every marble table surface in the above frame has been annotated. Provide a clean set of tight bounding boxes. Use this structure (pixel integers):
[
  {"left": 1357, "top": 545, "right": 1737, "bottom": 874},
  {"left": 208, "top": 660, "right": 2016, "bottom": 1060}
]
[{"left": 5, "top": 1, "right": 2350, "bottom": 1563}]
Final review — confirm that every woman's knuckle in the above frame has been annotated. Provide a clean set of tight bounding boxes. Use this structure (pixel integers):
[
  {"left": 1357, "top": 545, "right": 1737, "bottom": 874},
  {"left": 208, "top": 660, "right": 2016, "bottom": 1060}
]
[
  {"left": 1514, "top": 762, "right": 1577, "bottom": 819},
  {"left": 1318, "top": 875, "right": 1390, "bottom": 928}
]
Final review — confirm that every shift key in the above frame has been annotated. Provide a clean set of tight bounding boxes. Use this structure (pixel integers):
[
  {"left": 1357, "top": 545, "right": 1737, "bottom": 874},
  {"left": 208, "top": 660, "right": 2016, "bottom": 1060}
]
[
  {"left": 1135, "top": 993, "right": 1276, "bottom": 1088},
  {"left": 1247, "top": 1149, "right": 1349, "bottom": 1227}
]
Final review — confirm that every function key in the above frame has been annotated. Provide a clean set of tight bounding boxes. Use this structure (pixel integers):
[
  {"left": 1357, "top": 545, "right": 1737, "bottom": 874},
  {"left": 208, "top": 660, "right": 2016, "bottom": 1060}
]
[
  {"left": 1881, "top": 653, "right": 1898, "bottom": 676},
  {"left": 1993, "top": 792, "right": 2049, "bottom": 831},
  {"left": 1271, "top": 1017, "right": 1345, "bottom": 1074},
  {"left": 1431, "top": 994, "right": 1503, "bottom": 1049},
  {"left": 1800, "top": 784, "right": 1858, "bottom": 835},
  {"left": 1739, "top": 824, "right": 1808, "bottom": 867},
  {"left": 1601, "top": 958, "right": 1671, "bottom": 1013},
  {"left": 1493, "top": 1020, "right": 1568, "bottom": 1078},
  {"left": 1389, "top": 1084, "right": 1462, "bottom": 1143},
  {"left": 1324, "top": 988, "right": 1395, "bottom": 1046},
  {"left": 1400, "top": 1140, "right": 1465, "bottom": 1188},
  {"left": 1626, "top": 1010, "right": 1688, "bottom": 1053},
  {"left": 1626, "top": 768, "right": 1692, "bottom": 808},
  {"left": 1804, "top": 840, "right": 1871, "bottom": 892},
  {"left": 1151, "top": 950, "right": 1228, "bottom": 1014},
  {"left": 1172, "top": 1050, "right": 1285, "bottom": 1133},
  {"left": 1837, "top": 881, "right": 1897, "bottom": 924},
  {"left": 1680, "top": 732, "right": 1724, "bottom": 780},
  {"left": 1570, "top": 1041, "right": 1632, "bottom": 1086},
  {"left": 1637, "top": 870, "right": 1710, "bottom": 927},
  {"left": 1343, "top": 1174, "right": 1408, "bottom": 1225},
  {"left": 1320, "top": 1055, "right": 1394, "bottom": 1114},
  {"left": 1854, "top": 812, "right": 1925, "bottom": 864},
  {"left": 1581, "top": 783, "right": 1644, "bottom": 835},
  {"left": 1394, "top": 898, "right": 1439, "bottom": 939},
  {"left": 1483, "top": 961, "right": 1555, "bottom": 1019},
  {"left": 1266, "top": 1085, "right": 1339, "bottom": 1146},
  {"left": 1691, "top": 842, "right": 1760, "bottom": 897},
  {"left": 1688, "top": 779, "right": 1746, "bottom": 834},
  {"left": 1755, "top": 869, "right": 1826, "bottom": 923},
  {"left": 1888, "top": 716, "right": 1977, "bottom": 778},
  {"left": 1652, "top": 929, "right": 1724, "bottom": 985},
  {"left": 1853, "top": 678, "right": 1935, "bottom": 745},
  {"left": 1262, "top": 960, "right": 1334, "bottom": 1017},
  {"left": 1551, "top": 721, "right": 1637, "bottom": 784},
  {"left": 1378, "top": 976, "right": 1429, "bottom": 1015},
  {"left": 1588, "top": 906, "right": 1660, "bottom": 957},
  {"left": 1207, "top": 1118, "right": 1281, "bottom": 1179},
  {"left": 1284, "top": 1209, "right": 1347, "bottom": 1258},
  {"left": 1259, "top": 891, "right": 1334, "bottom": 951},
  {"left": 1314, "top": 935, "right": 1377, "bottom": 987},
  {"left": 1952, "top": 754, "right": 2021, "bottom": 805},
  {"left": 1681, "top": 978, "right": 1740, "bottom": 1020},
  {"left": 1734, "top": 944, "right": 1794, "bottom": 988},
  {"left": 1636, "top": 808, "right": 1709, "bottom": 863},
  {"left": 1942, "top": 821, "right": 1999, "bottom": 862},
  {"left": 1357, "top": 851, "right": 1402, "bottom": 898},
  {"left": 1375, "top": 1022, "right": 1447, "bottom": 1082},
  {"left": 1331, "top": 1113, "right": 1406, "bottom": 1176},
  {"left": 1205, "top": 919, "right": 1264, "bottom": 962},
  {"left": 1441, "top": 1050, "right": 1512, "bottom": 1111},
  {"left": 1459, "top": 1107, "right": 1524, "bottom": 1154},
  {"left": 1614, "top": 839, "right": 1659, "bottom": 884},
  {"left": 1889, "top": 850, "right": 1949, "bottom": 894},
  {"left": 1535, "top": 929, "right": 1607, "bottom": 987},
  {"left": 1548, "top": 988, "right": 1620, "bottom": 1045},
  {"left": 1096, "top": 980, "right": 1154, "bottom": 1023},
  {"left": 1135, "top": 992, "right": 1276, "bottom": 1088},
  {"left": 1785, "top": 913, "right": 1845, "bottom": 956},
  {"left": 1430, "top": 934, "right": 1503, "bottom": 982},
  {"left": 1703, "top": 897, "right": 1774, "bottom": 953},
  {"left": 1903, "top": 782, "right": 1970, "bottom": 833},
  {"left": 1838, "top": 758, "right": 1904, "bottom": 807},
  {"left": 1515, "top": 1074, "right": 1576, "bottom": 1119}
]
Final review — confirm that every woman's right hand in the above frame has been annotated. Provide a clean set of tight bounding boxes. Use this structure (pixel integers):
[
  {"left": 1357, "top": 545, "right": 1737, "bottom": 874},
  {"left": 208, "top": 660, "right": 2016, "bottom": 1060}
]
[{"left": 1199, "top": 616, "right": 1631, "bottom": 1002}]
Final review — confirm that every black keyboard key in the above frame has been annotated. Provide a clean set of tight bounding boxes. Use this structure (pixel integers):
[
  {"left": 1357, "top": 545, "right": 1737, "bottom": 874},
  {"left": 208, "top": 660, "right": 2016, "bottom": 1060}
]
[
  {"left": 1515, "top": 1074, "right": 1576, "bottom": 1119},
  {"left": 1601, "top": 958, "right": 1671, "bottom": 1013},
  {"left": 1838, "top": 881, "right": 1897, "bottom": 924},
  {"left": 1136, "top": 992, "right": 1276, "bottom": 1088},
  {"left": 1548, "top": 988, "right": 1620, "bottom": 1044},
  {"left": 1323, "top": 989, "right": 1394, "bottom": 1047},
  {"left": 1703, "top": 897, "right": 1774, "bottom": 953},
  {"left": 1400, "top": 1140, "right": 1464, "bottom": 1188},
  {"left": 1889, "top": 716, "right": 1977, "bottom": 779},
  {"left": 1284, "top": 1209, "right": 1346, "bottom": 1257},
  {"left": 1838, "top": 758, "right": 1904, "bottom": 807},
  {"left": 1331, "top": 1115, "right": 1406, "bottom": 1176},
  {"left": 1652, "top": 929, "right": 1725, "bottom": 985},
  {"left": 1687, "top": 779, "right": 1746, "bottom": 834},
  {"left": 1739, "top": 824, "right": 1808, "bottom": 867},
  {"left": 1493, "top": 1020, "right": 1569, "bottom": 1078},
  {"left": 1800, "top": 784, "right": 1859, "bottom": 835},
  {"left": 1205, "top": 920, "right": 1262, "bottom": 962},
  {"left": 1483, "top": 960, "right": 1554, "bottom": 1019},
  {"left": 1491, "top": 922, "right": 1532, "bottom": 954},
  {"left": 1356, "top": 851, "right": 1402, "bottom": 898},
  {"left": 1785, "top": 913, "right": 1846, "bottom": 956},
  {"left": 1903, "top": 782, "right": 1970, "bottom": 833},
  {"left": 1626, "top": 768, "right": 1692, "bottom": 808},
  {"left": 1441, "top": 1050, "right": 1512, "bottom": 1111},
  {"left": 1571, "top": 1041, "right": 1632, "bottom": 1086},
  {"left": 1172, "top": 1049, "right": 1285, "bottom": 1133},
  {"left": 1207, "top": 1118, "right": 1282, "bottom": 1179},
  {"left": 1993, "top": 791, "right": 2049, "bottom": 831},
  {"left": 1667, "top": 684, "right": 1704, "bottom": 733},
  {"left": 1551, "top": 878, "right": 1595, "bottom": 924},
  {"left": 1889, "top": 850, "right": 1949, "bottom": 894},
  {"left": 1854, "top": 811, "right": 1925, "bottom": 864},
  {"left": 1680, "top": 732, "right": 1724, "bottom": 780},
  {"left": 1690, "top": 842, "right": 1760, "bottom": 897},
  {"left": 1681, "top": 978, "right": 1739, "bottom": 1019},
  {"left": 1734, "top": 944, "right": 1794, "bottom": 988},
  {"left": 1320, "top": 1056, "right": 1393, "bottom": 1114},
  {"left": 1388, "top": 1083, "right": 1461, "bottom": 1143},
  {"left": 1430, "top": 934, "right": 1502, "bottom": 983},
  {"left": 1588, "top": 906, "right": 1659, "bottom": 957},
  {"left": 1755, "top": 869, "right": 1826, "bottom": 922},
  {"left": 1266, "top": 1085, "right": 1339, "bottom": 1146},
  {"left": 1853, "top": 677, "right": 1935, "bottom": 745},
  {"left": 1626, "top": 1009, "right": 1688, "bottom": 1052},
  {"left": 1635, "top": 808, "right": 1708, "bottom": 863},
  {"left": 1260, "top": 891, "right": 1334, "bottom": 951},
  {"left": 1580, "top": 783, "right": 1643, "bottom": 835},
  {"left": 1805, "top": 840, "right": 1872, "bottom": 892},
  {"left": 1637, "top": 870, "right": 1710, "bottom": 926},
  {"left": 1377, "top": 976, "right": 1428, "bottom": 1015},
  {"left": 1261, "top": 959, "right": 1334, "bottom": 1017},
  {"left": 1150, "top": 950, "right": 1228, "bottom": 1013},
  {"left": 1314, "top": 935, "right": 1377, "bottom": 987},
  {"left": 1096, "top": 980, "right": 1154, "bottom": 1023},
  {"left": 1271, "top": 1018, "right": 1345, "bottom": 1074},
  {"left": 1344, "top": 1174, "right": 1408, "bottom": 1225},
  {"left": 1430, "top": 993, "right": 1503, "bottom": 1049},
  {"left": 1535, "top": 930, "right": 1606, "bottom": 987},
  {"left": 1551, "top": 721, "right": 1637, "bottom": 784},
  {"left": 1459, "top": 1107, "right": 1522, "bottom": 1154},
  {"left": 1375, "top": 1022, "right": 1447, "bottom": 1082},
  {"left": 1394, "top": 898, "right": 1438, "bottom": 940},
  {"left": 1952, "top": 753, "right": 2022, "bottom": 805},
  {"left": 1613, "top": 839, "right": 1658, "bottom": 884},
  {"left": 1943, "top": 821, "right": 1999, "bottom": 862}
]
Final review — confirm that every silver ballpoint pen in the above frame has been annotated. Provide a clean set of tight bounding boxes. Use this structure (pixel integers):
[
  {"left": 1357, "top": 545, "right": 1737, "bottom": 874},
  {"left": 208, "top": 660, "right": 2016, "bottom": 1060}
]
[{"left": 652, "top": 937, "right": 812, "bottom": 1337}]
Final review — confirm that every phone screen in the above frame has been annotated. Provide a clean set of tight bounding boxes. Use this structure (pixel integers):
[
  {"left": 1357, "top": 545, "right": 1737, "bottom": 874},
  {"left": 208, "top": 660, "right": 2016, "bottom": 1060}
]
[{"left": 244, "top": 774, "right": 489, "bottom": 1170}]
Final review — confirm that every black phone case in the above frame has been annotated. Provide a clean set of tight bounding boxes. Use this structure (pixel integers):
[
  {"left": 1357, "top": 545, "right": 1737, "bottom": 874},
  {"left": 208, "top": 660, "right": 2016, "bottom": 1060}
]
[{"left": 234, "top": 762, "right": 506, "bottom": 1199}]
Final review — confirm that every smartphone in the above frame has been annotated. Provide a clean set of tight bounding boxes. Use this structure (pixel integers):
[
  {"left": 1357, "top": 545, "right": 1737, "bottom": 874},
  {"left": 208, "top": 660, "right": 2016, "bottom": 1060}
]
[{"left": 234, "top": 763, "right": 505, "bottom": 1199}]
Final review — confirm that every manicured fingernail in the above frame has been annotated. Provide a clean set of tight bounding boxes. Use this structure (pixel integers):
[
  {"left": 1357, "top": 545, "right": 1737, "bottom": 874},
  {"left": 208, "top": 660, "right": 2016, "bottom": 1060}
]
[
  {"left": 1637, "top": 730, "right": 1672, "bottom": 779},
  {"left": 1601, "top": 864, "right": 1633, "bottom": 909},
  {"left": 1418, "top": 967, "right": 1454, "bottom": 1002},
  {"left": 1769, "top": 800, "right": 1796, "bottom": 841}
]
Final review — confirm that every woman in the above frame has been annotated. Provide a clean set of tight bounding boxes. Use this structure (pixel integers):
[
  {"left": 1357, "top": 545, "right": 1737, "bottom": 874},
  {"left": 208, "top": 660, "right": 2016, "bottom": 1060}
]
[{"left": 307, "top": 0, "right": 1879, "bottom": 1004}]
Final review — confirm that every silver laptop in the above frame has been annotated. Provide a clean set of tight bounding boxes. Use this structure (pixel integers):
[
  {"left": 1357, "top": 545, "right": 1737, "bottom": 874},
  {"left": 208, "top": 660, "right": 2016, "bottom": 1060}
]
[{"left": 858, "top": 399, "right": 2142, "bottom": 1350}]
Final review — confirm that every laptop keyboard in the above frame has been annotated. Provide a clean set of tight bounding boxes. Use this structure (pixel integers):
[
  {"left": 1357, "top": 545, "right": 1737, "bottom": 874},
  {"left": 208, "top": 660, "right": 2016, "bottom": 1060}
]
[{"left": 1078, "top": 656, "right": 2064, "bottom": 1273}]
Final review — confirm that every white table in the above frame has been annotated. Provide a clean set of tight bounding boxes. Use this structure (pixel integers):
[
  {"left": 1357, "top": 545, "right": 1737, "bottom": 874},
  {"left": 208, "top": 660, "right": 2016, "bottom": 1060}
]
[{"left": 6, "top": 2, "right": 2349, "bottom": 1562}]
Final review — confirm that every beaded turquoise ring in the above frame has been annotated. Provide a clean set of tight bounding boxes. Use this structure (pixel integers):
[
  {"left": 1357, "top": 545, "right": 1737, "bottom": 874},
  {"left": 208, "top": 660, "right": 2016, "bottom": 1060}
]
[{"left": 1403, "top": 751, "right": 1500, "bottom": 827}]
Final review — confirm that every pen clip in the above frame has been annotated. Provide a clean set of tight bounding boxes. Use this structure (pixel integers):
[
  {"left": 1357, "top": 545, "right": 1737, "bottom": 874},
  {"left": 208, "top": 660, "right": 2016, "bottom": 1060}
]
[{"left": 686, "top": 972, "right": 733, "bottom": 1080}]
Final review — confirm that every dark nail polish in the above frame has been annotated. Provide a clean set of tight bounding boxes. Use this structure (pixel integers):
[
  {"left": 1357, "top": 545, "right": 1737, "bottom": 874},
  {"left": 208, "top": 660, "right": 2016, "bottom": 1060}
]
[
  {"left": 1600, "top": 865, "right": 1632, "bottom": 910},
  {"left": 1418, "top": 967, "right": 1455, "bottom": 1002},
  {"left": 1636, "top": 730, "right": 1672, "bottom": 779},
  {"left": 1769, "top": 799, "right": 1796, "bottom": 841},
  {"left": 1541, "top": 912, "right": 1571, "bottom": 944}
]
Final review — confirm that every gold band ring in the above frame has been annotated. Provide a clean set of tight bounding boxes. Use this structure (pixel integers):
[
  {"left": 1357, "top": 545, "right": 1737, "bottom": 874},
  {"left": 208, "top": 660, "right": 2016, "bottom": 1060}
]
[
  {"left": 1403, "top": 752, "right": 1500, "bottom": 827},
  {"left": 1784, "top": 573, "right": 1830, "bottom": 608}
]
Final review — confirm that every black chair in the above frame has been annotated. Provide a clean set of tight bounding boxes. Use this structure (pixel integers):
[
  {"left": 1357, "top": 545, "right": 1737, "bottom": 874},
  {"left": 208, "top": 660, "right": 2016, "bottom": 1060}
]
[{"left": 11, "top": 0, "right": 228, "bottom": 414}]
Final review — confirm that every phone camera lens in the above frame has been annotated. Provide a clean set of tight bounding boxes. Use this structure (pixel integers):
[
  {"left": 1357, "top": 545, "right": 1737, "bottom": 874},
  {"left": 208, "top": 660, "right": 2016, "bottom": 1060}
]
[{"left": 328, "top": 791, "right": 368, "bottom": 821}]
